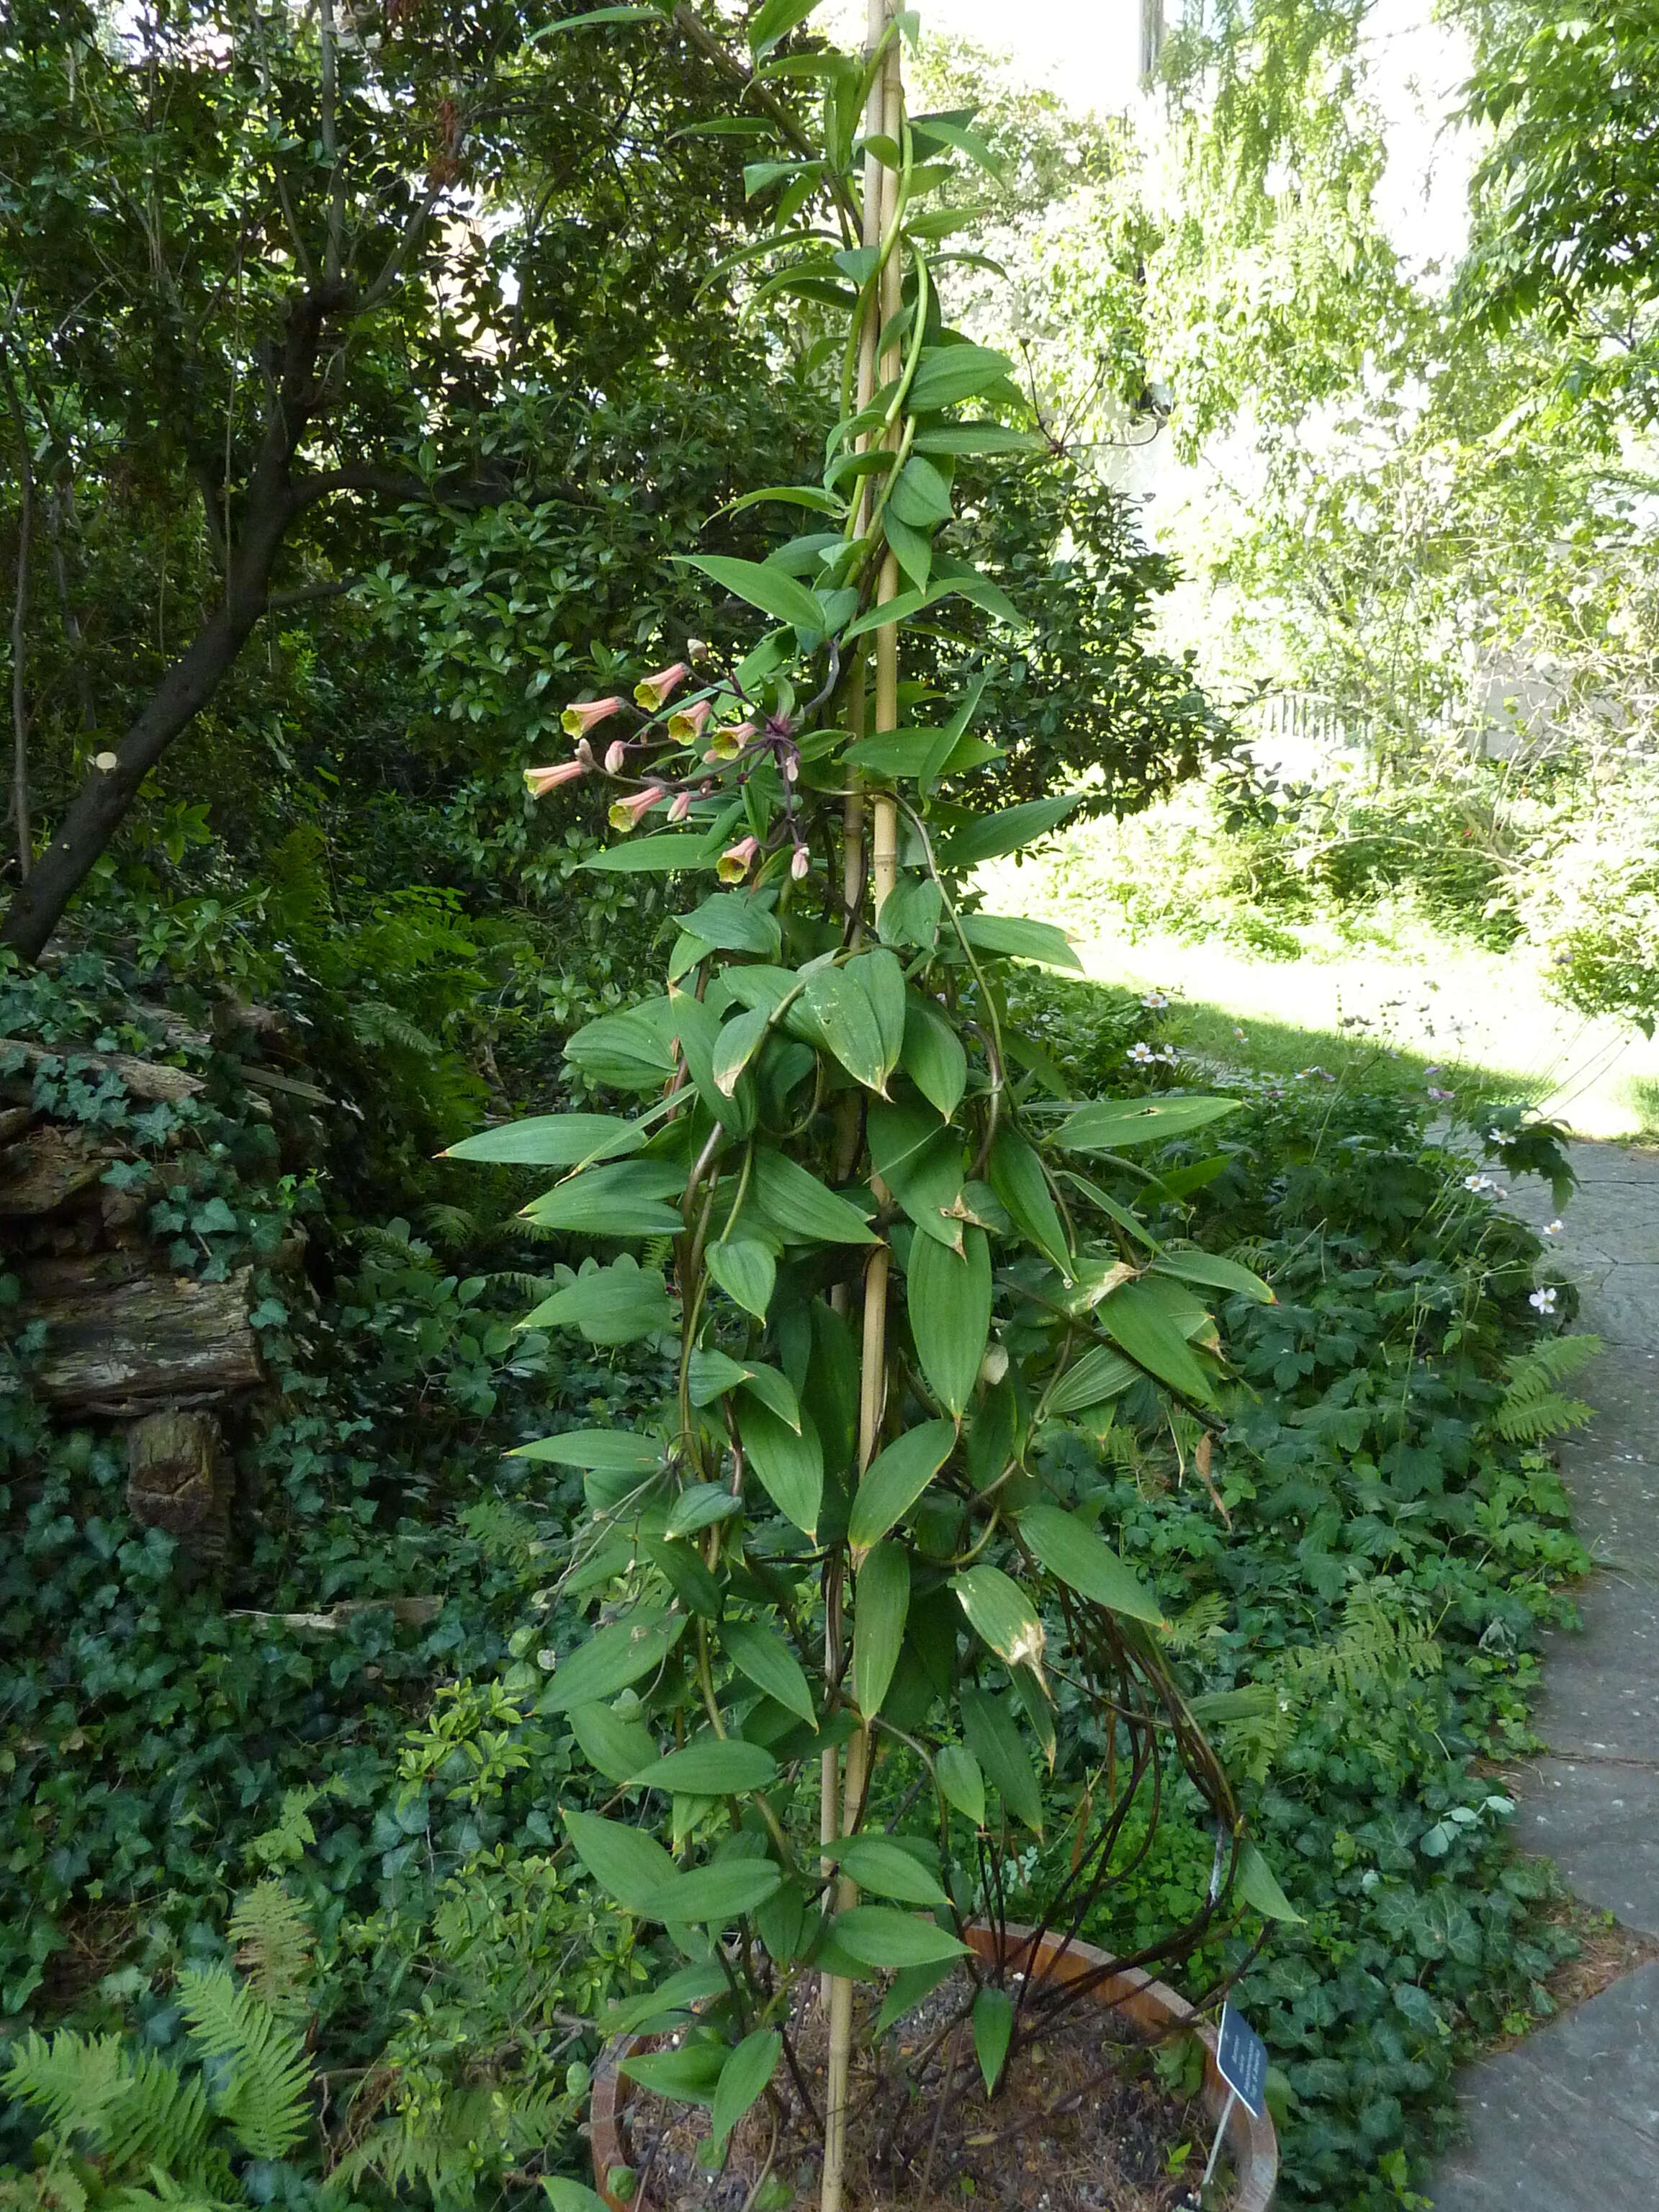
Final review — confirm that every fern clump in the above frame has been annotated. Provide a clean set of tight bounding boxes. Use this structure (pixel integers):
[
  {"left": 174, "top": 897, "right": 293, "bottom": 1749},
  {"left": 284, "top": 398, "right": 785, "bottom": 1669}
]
[{"left": 1491, "top": 1333, "right": 1601, "bottom": 1444}]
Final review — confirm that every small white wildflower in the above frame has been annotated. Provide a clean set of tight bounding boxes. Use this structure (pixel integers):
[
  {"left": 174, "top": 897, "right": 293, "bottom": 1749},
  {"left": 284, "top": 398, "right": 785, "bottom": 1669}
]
[
  {"left": 1233, "top": 1026, "right": 1246, "bottom": 1040},
  {"left": 1488, "top": 1128, "right": 1506, "bottom": 1146},
  {"left": 1464, "top": 1174, "right": 1498, "bottom": 1195},
  {"left": 1141, "top": 990, "right": 1170, "bottom": 1009},
  {"left": 1529, "top": 1286, "right": 1558, "bottom": 1313},
  {"left": 1156, "top": 1045, "right": 1179, "bottom": 1064},
  {"left": 1543, "top": 1219, "right": 1564, "bottom": 1236},
  {"left": 537, "top": 1647, "right": 557, "bottom": 1671},
  {"left": 1126, "top": 1040, "right": 1156, "bottom": 1064}
]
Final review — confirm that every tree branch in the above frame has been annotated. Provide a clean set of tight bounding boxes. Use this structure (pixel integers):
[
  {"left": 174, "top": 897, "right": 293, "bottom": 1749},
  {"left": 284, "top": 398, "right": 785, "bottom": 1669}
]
[{"left": 1, "top": 310, "right": 34, "bottom": 881}]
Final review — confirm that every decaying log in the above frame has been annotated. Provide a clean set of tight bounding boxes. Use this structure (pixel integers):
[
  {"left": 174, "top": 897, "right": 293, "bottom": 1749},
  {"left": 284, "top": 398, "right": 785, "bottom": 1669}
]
[
  {"left": 127, "top": 1409, "right": 230, "bottom": 1565},
  {"left": 0, "top": 1034, "right": 205, "bottom": 1105},
  {"left": 0, "top": 1124, "right": 121, "bottom": 1217},
  {"left": 230, "top": 1596, "right": 445, "bottom": 1632},
  {"left": 22, "top": 1262, "right": 264, "bottom": 1415}
]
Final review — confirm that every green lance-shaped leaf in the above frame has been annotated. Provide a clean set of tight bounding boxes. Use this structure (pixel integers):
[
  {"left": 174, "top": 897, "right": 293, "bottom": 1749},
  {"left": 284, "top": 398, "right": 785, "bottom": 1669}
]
[
  {"left": 988, "top": 1127, "right": 1072, "bottom": 1279},
  {"left": 563, "top": 1809, "right": 679, "bottom": 1913},
  {"left": 674, "top": 553, "right": 827, "bottom": 634},
  {"left": 907, "top": 343, "right": 1017, "bottom": 410},
  {"left": 1045, "top": 1343, "right": 1140, "bottom": 1416},
  {"left": 711, "top": 2030, "right": 783, "bottom": 2153},
  {"left": 688, "top": 1349, "right": 801, "bottom": 1430},
  {"left": 1017, "top": 1501, "right": 1165, "bottom": 1626},
  {"left": 679, "top": 889, "right": 783, "bottom": 960},
  {"left": 1236, "top": 1840, "right": 1306, "bottom": 1924},
  {"left": 665, "top": 1484, "right": 745, "bottom": 1539},
  {"left": 704, "top": 1236, "right": 776, "bottom": 1320},
  {"left": 869, "top": 1100, "right": 964, "bottom": 1251},
  {"left": 889, "top": 454, "right": 954, "bottom": 528},
  {"left": 875, "top": 1956, "right": 958, "bottom": 2034},
  {"left": 628, "top": 1737, "right": 778, "bottom": 1797},
  {"left": 564, "top": 1000, "right": 679, "bottom": 1089},
  {"left": 833, "top": 1835, "right": 950, "bottom": 1908},
  {"left": 908, "top": 1225, "right": 992, "bottom": 1416},
  {"left": 951, "top": 1565, "right": 1046, "bottom": 1677},
  {"left": 546, "top": 2182, "right": 612, "bottom": 2212},
  {"left": 1098, "top": 1277, "right": 1217, "bottom": 1404},
  {"left": 847, "top": 1419, "right": 958, "bottom": 1554},
  {"left": 539, "top": 1612, "right": 686, "bottom": 1713},
  {"left": 442, "top": 1112, "right": 645, "bottom": 1166},
  {"left": 853, "top": 1540, "right": 911, "bottom": 1720},
  {"left": 713, "top": 1004, "right": 772, "bottom": 1097},
  {"left": 900, "top": 996, "right": 968, "bottom": 1120},
  {"left": 520, "top": 1158, "right": 685, "bottom": 1237},
  {"left": 878, "top": 874, "right": 943, "bottom": 950},
  {"left": 619, "top": 2043, "right": 727, "bottom": 2106},
  {"left": 582, "top": 833, "right": 721, "bottom": 874},
  {"left": 521, "top": 1258, "right": 673, "bottom": 1346},
  {"left": 639, "top": 1858, "right": 783, "bottom": 1927},
  {"left": 1151, "top": 1248, "right": 1276, "bottom": 1303},
  {"left": 800, "top": 962, "right": 888, "bottom": 1092},
  {"left": 956, "top": 914, "right": 1081, "bottom": 970},
  {"left": 723, "top": 1617, "right": 817, "bottom": 1729},
  {"left": 960, "top": 1685, "right": 1043, "bottom": 1833},
  {"left": 847, "top": 947, "right": 907, "bottom": 1084},
  {"left": 935, "top": 1743, "right": 985, "bottom": 1827},
  {"left": 511, "top": 1429, "right": 661, "bottom": 1473},
  {"left": 602, "top": 1963, "right": 730, "bottom": 2041},
  {"left": 832, "top": 1905, "right": 968, "bottom": 1969},
  {"left": 973, "top": 1985, "right": 1015, "bottom": 2095},
  {"left": 937, "top": 791, "right": 1085, "bottom": 871},
  {"left": 568, "top": 1701, "right": 660, "bottom": 1786},
  {"left": 1057, "top": 1095, "right": 1242, "bottom": 1154},
  {"left": 738, "top": 1398, "right": 824, "bottom": 1537},
  {"left": 750, "top": 1147, "right": 878, "bottom": 1245}
]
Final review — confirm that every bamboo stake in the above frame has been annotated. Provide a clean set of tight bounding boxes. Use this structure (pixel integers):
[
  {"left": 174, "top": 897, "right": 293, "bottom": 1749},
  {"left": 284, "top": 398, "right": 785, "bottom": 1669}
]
[{"left": 822, "top": 12, "right": 904, "bottom": 2209}]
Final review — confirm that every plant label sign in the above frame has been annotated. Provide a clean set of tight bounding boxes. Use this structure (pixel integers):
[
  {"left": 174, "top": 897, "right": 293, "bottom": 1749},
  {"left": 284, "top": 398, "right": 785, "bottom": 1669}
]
[{"left": 1215, "top": 2002, "right": 1267, "bottom": 2118}]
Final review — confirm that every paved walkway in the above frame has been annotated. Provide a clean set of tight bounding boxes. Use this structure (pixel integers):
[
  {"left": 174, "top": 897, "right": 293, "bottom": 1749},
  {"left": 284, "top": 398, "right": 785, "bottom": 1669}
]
[{"left": 1429, "top": 1141, "right": 1659, "bottom": 2211}]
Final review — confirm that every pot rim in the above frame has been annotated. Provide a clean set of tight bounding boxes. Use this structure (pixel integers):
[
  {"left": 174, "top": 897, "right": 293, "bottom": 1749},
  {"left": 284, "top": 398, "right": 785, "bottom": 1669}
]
[{"left": 588, "top": 1916, "right": 1277, "bottom": 2212}]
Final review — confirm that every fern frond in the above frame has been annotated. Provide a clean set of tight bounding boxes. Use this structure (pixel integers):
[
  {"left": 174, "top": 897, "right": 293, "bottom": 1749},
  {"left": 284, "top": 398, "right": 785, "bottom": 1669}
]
[
  {"left": 351, "top": 1000, "right": 441, "bottom": 1058},
  {"left": 178, "top": 1969, "right": 313, "bottom": 2161},
  {"left": 228, "top": 1884, "right": 314, "bottom": 2015},
  {"left": 1, "top": 2035, "right": 215, "bottom": 2182},
  {"left": 1493, "top": 1391, "right": 1595, "bottom": 1442},
  {"left": 1163, "top": 1593, "right": 1228, "bottom": 1653},
  {"left": 487, "top": 1271, "right": 556, "bottom": 1302},
  {"left": 1502, "top": 1333, "right": 1602, "bottom": 1399}
]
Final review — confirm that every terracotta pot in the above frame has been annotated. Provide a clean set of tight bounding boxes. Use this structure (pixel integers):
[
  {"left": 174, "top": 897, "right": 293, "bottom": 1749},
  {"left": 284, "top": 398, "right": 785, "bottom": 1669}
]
[{"left": 589, "top": 1917, "right": 1277, "bottom": 2212}]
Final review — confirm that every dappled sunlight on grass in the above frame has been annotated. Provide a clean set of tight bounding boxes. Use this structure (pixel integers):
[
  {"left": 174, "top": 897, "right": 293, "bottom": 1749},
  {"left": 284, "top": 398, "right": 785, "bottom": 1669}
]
[{"left": 986, "top": 856, "right": 1659, "bottom": 1140}]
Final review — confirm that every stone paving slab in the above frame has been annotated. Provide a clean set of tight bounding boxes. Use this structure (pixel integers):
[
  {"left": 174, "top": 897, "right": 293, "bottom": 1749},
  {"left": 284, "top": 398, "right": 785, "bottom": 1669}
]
[
  {"left": 1429, "top": 1144, "right": 1659, "bottom": 2208},
  {"left": 1428, "top": 1963, "right": 1659, "bottom": 2211}
]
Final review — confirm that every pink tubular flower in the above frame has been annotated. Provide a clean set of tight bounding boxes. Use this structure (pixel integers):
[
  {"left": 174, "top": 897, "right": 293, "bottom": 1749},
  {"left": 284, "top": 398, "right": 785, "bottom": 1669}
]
[
  {"left": 705, "top": 720, "right": 755, "bottom": 764},
  {"left": 608, "top": 786, "right": 664, "bottom": 832},
  {"left": 634, "top": 661, "right": 689, "bottom": 711},
  {"left": 523, "top": 759, "right": 586, "bottom": 797},
  {"left": 667, "top": 790, "right": 692, "bottom": 823},
  {"left": 668, "top": 698, "right": 712, "bottom": 742},
  {"left": 791, "top": 842, "right": 811, "bottom": 881},
  {"left": 717, "top": 835, "right": 760, "bottom": 884},
  {"left": 603, "top": 739, "right": 628, "bottom": 776},
  {"left": 560, "top": 695, "right": 624, "bottom": 739}
]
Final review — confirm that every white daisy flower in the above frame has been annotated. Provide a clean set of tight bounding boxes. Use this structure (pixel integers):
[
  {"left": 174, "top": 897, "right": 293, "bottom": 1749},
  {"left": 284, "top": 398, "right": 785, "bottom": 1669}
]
[
  {"left": 1529, "top": 1286, "right": 1558, "bottom": 1313},
  {"left": 1126, "top": 1041, "right": 1156, "bottom": 1064},
  {"left": 1543, "top": 1219, "right": 1564, "bottom": 1236},
  {"left": 1140, "top": 990, "right": 1170, "bottom": 1009},
  {"left": 1464, "top": 1174, "right": 1498, "bottom": 1195}
]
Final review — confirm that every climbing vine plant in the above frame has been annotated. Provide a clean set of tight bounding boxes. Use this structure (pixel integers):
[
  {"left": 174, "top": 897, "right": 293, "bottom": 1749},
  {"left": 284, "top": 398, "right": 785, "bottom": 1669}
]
[{"left": 449, "top": 6, "right": 1280, "bottom": 2207}]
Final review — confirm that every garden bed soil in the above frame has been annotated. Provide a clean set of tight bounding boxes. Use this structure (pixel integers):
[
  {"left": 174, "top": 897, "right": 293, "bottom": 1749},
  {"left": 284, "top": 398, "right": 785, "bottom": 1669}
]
[{"left": 606, "top": 1966, "right": 1226, "bottom": 2212}]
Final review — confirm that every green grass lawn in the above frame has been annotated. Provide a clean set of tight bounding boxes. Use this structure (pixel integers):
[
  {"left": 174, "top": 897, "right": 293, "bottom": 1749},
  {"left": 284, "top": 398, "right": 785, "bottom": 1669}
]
[{"left": 985, "top": 853, "right": 1659, "bottom": 1142}]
